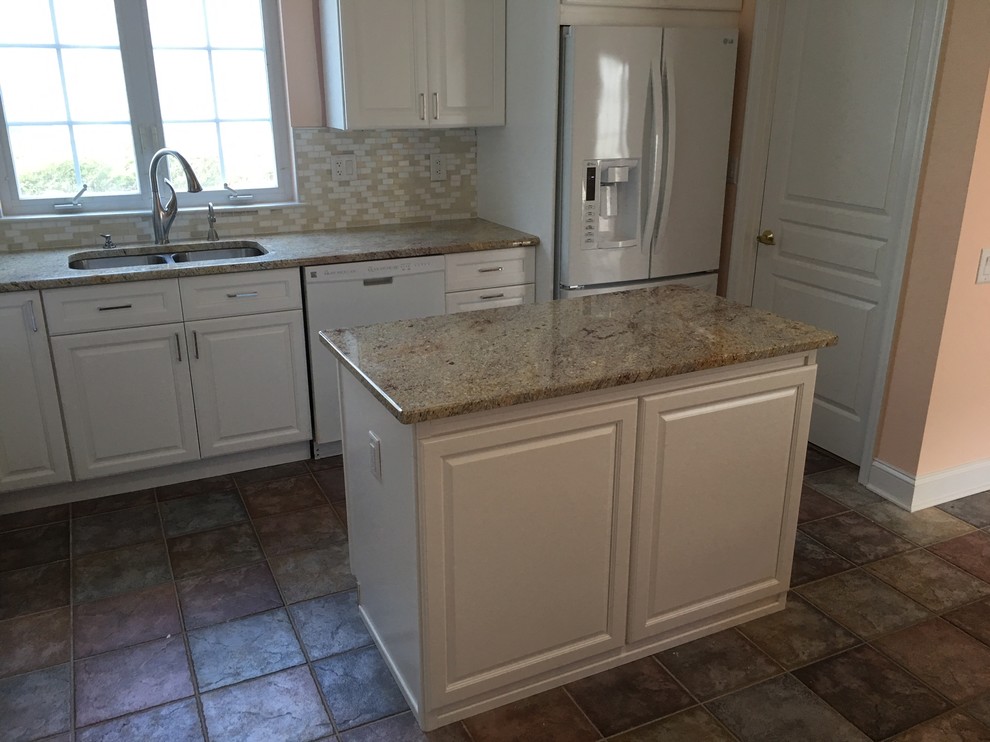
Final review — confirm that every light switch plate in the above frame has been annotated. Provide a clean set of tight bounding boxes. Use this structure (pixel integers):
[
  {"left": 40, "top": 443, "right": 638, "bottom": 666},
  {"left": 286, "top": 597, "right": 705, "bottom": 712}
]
[{"left": 978, "top": 248, "right": 990, "bottom": 284}]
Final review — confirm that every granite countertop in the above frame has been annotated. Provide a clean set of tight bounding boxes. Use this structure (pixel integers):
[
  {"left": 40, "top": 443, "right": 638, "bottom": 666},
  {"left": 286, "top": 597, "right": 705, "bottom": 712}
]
[
  {"left": 0, "top": 219, "right": 538, "bottom": 292},
  {"left": 320, "top": 285, "right": 838, "bottom": 424}
]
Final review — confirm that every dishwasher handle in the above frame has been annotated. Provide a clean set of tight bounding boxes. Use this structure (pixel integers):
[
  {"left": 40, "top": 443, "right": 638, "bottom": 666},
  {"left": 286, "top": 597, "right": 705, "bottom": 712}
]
[{"left": 362, "top": 277, "right": 394, "bottom": 286}]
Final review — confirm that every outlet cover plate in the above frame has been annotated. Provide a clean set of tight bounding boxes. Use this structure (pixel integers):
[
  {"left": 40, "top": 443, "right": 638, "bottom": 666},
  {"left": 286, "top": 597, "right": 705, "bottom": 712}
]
[
  {"left": 430, "top": 153, "right": 447, "bottom": 182},
  {"left": 978, "top": 248, "right": 990, "bottom": 284},
  {"left": 331, "top": 155, "right": 357, "bottom": 182}
]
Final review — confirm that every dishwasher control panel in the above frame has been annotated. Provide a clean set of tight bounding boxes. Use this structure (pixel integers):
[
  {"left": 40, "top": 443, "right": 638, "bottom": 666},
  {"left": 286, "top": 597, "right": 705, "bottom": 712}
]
[{"left": 306, "top": 256, "right": 444, "bottom": 282}]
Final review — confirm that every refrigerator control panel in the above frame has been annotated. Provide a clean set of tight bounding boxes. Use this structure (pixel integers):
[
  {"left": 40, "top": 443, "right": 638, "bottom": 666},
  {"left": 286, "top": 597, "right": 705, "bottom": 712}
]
[{"left": 582, "top": 162, "right": 599, "bottom": 247}]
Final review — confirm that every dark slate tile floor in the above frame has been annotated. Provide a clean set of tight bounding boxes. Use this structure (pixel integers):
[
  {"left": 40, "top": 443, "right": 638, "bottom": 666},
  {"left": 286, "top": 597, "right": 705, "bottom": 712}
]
[{"left": 3, "top": 449, "right": 990, "bottom": 740}]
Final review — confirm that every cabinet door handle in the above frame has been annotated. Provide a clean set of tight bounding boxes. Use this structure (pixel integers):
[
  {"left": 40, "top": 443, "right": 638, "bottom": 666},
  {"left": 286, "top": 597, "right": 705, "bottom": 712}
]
[
  {"left": 226, "top": 292, "right": 259, "bottom": 299},
  {"left": 419, "top": 93, "right": 426, "bottom": 121},
  {"left": 432, "top": 92, "right": 439, "bottom": 120},
  {"left": 362, "top": 277, "right": 393, "bottom": 286},
  {"left": 193, "top": 330, "right": 200, "bottom": 359},
  {"left": 25, "top": 300, "right": 38, "bottom": 332},
  {"left": 478, "top": 266, "right": 503, "bottom": 273},
  {"left": 480, "top": 293, "right": 505, "bottom": 300},
  {"left": 97, "top": 304, "right": 133, "bottom": 311},
  {"left": 175, "top": 333, "right": 182, "bottom": 363}
]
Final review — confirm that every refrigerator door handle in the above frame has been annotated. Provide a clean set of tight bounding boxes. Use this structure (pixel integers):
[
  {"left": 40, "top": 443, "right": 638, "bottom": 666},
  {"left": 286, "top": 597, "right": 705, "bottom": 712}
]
[
  {"left": 641, "top": 57, "right": 665, "bottom": 255},
  {"left": 656, "top": 56, "right": 677, "bottom": 248}
]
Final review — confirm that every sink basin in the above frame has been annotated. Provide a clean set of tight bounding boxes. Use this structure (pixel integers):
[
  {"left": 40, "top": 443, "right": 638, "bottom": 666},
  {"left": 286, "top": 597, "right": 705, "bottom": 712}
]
[
  {"left": 69, "top": 254, "right": 169, "bottom": 270},
  {"left": 171, "top": 241, "right": 266, "bottom": 262},
  {"left": 67, "top": 240, "right": 268, "bottom": 271}
]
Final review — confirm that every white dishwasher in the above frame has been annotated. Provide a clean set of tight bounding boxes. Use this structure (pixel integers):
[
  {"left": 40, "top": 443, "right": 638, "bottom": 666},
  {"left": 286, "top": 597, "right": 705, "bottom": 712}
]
[{"left": 304, "top": 256, "right": 446, "bottom": 457}]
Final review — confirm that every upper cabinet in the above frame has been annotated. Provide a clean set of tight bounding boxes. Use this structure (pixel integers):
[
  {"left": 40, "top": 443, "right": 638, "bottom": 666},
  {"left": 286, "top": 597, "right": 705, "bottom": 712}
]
[{"left": 321, "top": 0, "right": 506, "bottom": 130}]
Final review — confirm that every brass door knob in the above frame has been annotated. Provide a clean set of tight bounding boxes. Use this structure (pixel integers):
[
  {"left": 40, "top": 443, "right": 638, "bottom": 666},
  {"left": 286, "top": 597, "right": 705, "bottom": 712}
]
[{"left": 757, "top": 229, "right": 776, "bottom": 246}]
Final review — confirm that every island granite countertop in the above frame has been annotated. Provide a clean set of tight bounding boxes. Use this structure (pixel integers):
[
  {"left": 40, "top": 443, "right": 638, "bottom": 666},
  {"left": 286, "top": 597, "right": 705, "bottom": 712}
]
[
  {"left": 0, "top": 218, "right": 538, "bottom": 292},
  {"left": 320, "top": 284, "right": 838, "bottom": 424}
]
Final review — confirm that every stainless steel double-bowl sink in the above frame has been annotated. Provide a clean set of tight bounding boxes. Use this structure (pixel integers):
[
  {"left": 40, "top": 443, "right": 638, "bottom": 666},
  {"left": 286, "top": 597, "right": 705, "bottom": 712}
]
[{"left": 68, "top": 240, "right": 267, "bottom": 270}]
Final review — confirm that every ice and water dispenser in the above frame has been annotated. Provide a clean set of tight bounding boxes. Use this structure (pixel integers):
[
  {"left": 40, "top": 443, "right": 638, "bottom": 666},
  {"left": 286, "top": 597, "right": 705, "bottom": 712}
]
[{"left": 580, "top": 159, "right": 641, "bottom": 251}]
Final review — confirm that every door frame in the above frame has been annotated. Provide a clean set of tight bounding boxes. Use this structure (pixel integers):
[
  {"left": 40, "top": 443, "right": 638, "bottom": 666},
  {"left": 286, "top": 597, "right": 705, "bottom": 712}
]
[{"left": 725, "top": 0, "right": 946, "bottom": 478}]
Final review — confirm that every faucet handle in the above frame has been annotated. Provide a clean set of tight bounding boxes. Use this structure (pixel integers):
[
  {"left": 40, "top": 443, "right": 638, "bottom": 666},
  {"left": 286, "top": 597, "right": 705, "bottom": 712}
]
[{"left": 100, "top": 233, "right": 116, "bottom": 249}]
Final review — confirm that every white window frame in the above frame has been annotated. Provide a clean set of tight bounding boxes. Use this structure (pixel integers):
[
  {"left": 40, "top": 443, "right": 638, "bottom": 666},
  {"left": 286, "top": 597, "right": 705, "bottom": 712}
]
[{"left": 0, "top": 0, "right": 294, "bottom": 217}]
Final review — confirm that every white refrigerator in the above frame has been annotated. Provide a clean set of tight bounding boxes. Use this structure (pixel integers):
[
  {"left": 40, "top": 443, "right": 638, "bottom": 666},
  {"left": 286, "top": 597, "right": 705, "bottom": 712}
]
[{"left": 556, "top": 25, "right": 737, "bottom": 298}]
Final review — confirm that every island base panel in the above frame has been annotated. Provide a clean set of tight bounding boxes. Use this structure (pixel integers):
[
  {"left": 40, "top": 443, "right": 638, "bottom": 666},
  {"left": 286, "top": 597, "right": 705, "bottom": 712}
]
[{"left": 339, "top": 353, "right": 818, "bottom": 731}]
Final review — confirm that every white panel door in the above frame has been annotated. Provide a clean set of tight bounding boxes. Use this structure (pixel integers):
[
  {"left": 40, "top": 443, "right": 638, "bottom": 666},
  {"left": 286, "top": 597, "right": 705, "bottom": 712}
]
[
  {"left": 0, "top": 292, "right": 71, "bottom": 492},
  {"left": 335, "top": 0, "right": 429, "bottom": 128},
  {"left": 51, "top": 324, "right": 199, "bottom": 479},
  {"left": 419, "top": 400, "right": 637, "bottom": 705},
  {"left": 752, "top": 0, "right": 937, "bottom": 462},
  {"left": 187, "top": 311, "right": 312, "bottom": 457},
  {"left": 427, "top": 0, "right": 505, "bottom": 126},
  {"left": 628, "top": 366, "right": 815, "bottom": 642}
]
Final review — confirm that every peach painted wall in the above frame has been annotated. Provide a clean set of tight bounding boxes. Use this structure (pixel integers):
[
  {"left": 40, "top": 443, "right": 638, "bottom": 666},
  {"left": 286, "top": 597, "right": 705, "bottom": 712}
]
[
  {"left": 874, "top": 0, "right": 990, "bottom": 475},
  {"left": 915, "top": 72, "right": 990, "bottom": 474},
  {"left": 281, "top": 0, "right": 325, "bottom": 128}
]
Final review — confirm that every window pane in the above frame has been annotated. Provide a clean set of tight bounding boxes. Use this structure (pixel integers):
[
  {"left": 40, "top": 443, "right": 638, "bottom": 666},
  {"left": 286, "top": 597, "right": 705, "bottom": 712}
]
[
  {"left": 75, "top": 125, "right": 139, "bottom": 194},
  {"left": 147, "top": 0, "right": 207, "bottom": 48},
  {"left": 62, "top": 49, "right": 130, "bottom": 122},
  {"left": 0, "top": 0, "right": 54, "bottom": 44},
  {"left": 206, "top": 0, "right": 264, "bottom": 48},
  {"left": 163, "top": 122, "right": 221, "bottom": 189},
  {"left": 155, "top": 49, "right": 216, "bottom": 121},
  {"left": 52, "top": 0, "right": 120, "bottom": 47},
  {"left": 220, "top": 121, "right": 275, "bottom": 188},
  {"left": 8, "top": 125, "right": 75, "bottom": 197},
  {"left": 213, "top": 51, "right": 270, "bottom": 119},
  {"left": 0, "top": 49, "right": 66, "bottom": 122}
]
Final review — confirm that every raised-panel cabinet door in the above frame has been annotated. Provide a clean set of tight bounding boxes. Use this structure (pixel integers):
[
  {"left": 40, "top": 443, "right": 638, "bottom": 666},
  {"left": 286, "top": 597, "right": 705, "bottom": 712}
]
[
  {"left": 186, "top": 311, "right": 312, "bottom": 458},
  {"left": 0, "top": 292, "right": 71, "bottom": 492},
  {"left": 628, "top": 366, "right": 816, "bottom": 642},
  {"left": 51, "top": 324, "right": 199, "bottom": 480},
  {"left": 419, "top": 399, "right": 637, "bottom": 705},
  {"left": 329, "top": 0, "right": 430, "bottom": 128},
  {"left": 426, "top": 0, "right": 506, "bottom": 126}
]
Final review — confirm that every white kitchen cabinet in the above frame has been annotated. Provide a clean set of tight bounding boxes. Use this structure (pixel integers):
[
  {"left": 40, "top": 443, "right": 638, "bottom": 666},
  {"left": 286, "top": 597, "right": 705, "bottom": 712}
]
[
  {"left": 51, "top": 324, "right": 199, "bottom": 480},
  {"left": 418, "top": 399, "right": 637, "bottom": 705},
  {"left": 322, "top": 0, "right": 505, "bottom": 129},
  {"left": 186, "top": 311, "right": 312, "bottom": 458},
  {"left": 0, "top": 292, "right": 71, "bottom": 492},
  {"left": 43, "top": 269, "right": 310, "bottom": 482},
  {"left": 444, "top": 246, "right": 535, "bottom": 313},
  {"left": 627, "top": 365, "right": 816, "bottom": 642}
]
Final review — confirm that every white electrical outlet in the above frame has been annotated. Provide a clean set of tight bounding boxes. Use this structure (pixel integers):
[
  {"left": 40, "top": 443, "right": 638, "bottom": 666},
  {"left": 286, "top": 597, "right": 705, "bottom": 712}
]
[
  {"left": 331, "top": 154, "right": 357, "bottom": 182},
  {"left": 430, "top": 153, "right": 447, "bottom": 182},
  {"left": 369, "top": 431, "right": 382, "bottom": 481},
  {"left": 978, "top": 248, "right": 990, "bottom": 285}
]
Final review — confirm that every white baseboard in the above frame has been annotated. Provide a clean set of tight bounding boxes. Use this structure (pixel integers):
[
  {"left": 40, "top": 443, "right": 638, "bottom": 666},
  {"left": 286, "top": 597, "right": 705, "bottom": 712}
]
[
  {"left": 0, "top": 441, "right": 312, "bottom": 515},
  {"left": 867, "top": 458, "right": 990, "bottom": 512}
]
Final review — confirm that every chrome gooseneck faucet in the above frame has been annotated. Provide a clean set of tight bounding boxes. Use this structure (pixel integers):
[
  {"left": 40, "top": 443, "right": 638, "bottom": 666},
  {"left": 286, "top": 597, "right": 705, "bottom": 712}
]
[{"left": 150, "top": 148, "right": 203, "bottom": 245}]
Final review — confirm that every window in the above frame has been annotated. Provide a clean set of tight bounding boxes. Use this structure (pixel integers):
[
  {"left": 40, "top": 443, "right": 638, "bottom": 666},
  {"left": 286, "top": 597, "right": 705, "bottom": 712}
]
[{"left": 0, "top": 0, "right": 293, "bottom": 216}]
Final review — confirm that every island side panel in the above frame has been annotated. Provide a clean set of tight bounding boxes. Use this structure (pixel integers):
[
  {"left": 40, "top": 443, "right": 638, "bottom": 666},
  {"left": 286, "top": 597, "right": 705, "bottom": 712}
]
[{"left": 339, "top": 369, "right": 424, "bottom": 712}]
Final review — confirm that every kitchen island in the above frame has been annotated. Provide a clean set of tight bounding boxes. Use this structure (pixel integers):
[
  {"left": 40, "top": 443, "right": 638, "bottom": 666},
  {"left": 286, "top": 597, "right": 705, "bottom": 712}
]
[{"left": 320, "top": 285, "right": 837, "bottom": 731}]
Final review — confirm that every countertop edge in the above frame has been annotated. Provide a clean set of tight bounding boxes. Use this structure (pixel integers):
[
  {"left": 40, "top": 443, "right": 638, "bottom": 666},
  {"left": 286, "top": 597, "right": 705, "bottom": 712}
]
[
  {"left": 321, "top": 327, "right": 836, "bottom": 426},
  {"left": 0, "top": 218, "right": 540, "bottom": 293}
]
